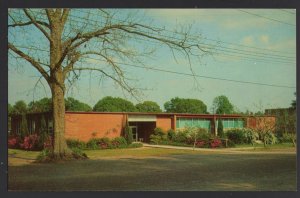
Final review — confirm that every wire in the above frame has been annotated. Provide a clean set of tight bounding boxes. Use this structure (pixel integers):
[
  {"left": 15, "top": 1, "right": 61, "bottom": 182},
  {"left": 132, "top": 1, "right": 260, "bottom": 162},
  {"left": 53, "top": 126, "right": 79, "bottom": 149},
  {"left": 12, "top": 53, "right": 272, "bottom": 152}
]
[
  {"left": 9, "top": 45, "right": 296, "bottom": 89},
  {"left": 237, "top": 9, "right": 296, "bottom": 27},
  {"left": 14, "top": 9, "right": 296, "bottom": 57},
  {"left": 82, "top": 56, "right": 296, "bottom": 89}
]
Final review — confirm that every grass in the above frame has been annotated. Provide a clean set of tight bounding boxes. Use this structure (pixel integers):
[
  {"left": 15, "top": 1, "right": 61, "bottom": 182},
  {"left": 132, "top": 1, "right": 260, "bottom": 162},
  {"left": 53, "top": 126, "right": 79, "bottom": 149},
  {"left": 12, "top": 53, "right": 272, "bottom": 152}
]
[{"left": 8, "top": 146, "right": 296, "bottom": 191}]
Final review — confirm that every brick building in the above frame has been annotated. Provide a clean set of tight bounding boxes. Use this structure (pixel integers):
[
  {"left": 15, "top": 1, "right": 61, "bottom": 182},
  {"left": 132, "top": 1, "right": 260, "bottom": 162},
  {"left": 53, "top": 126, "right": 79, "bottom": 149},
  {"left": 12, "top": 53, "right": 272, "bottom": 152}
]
[{"left": 11, "top": 111, "right": 276, "bottom": 142}]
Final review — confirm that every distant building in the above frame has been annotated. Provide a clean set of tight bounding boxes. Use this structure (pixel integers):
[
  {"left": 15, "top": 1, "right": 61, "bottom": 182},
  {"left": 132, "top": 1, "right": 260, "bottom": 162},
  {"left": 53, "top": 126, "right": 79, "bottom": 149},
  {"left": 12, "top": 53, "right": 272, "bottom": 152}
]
[{"left": 11, "top": 112, "right": 276, "bottom": 142}]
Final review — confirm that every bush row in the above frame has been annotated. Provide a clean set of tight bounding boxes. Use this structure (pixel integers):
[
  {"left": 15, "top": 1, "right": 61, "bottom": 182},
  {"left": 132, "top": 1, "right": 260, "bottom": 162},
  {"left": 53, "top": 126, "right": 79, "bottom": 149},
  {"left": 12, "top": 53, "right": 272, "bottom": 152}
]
[
  {"left": 8, "top": 134, "right": 52, "bottom": 151},
  {"left": 8, "top": 135, "right": 142, "bottom": 151},
  {"left": 150, "top": 127, "right": 296, "bottom": 148},
  {"left": 66, "top": 137, "right": 143, "bottom": 150},
  {"left": 150, "top": 127, "right": 223, "bottom": 148}
]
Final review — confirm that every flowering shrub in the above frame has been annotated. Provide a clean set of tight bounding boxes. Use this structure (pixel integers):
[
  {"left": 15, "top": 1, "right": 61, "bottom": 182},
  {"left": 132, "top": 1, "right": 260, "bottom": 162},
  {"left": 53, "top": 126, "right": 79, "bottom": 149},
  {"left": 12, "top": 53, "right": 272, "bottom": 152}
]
[
  {"left": 8, "top": 136, "right": 21, "bottom": 149},
  {"left": 195, "top": 140, "right": 208, "bottom": 148},
  {"left": 210, "top": 138, "right": 222, "bottom": 148},
  {"left": 20, "top": 134, "right": 40, "bottom": 151}
]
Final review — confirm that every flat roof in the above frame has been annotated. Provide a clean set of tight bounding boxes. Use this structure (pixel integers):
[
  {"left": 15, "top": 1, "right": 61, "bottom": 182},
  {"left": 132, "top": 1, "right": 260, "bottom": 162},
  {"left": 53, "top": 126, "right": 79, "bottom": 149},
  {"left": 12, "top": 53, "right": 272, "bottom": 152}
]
[{"left": 64, "top": 111, "right": 276, "bottom": 118}]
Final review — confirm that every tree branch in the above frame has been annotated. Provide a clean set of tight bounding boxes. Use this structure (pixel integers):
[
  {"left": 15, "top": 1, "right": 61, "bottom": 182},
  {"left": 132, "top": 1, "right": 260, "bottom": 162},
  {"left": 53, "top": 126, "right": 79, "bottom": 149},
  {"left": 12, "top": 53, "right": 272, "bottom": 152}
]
[
  {"left": 8, "top": 43, "right": 50, "bottom": 83},
  {"left": 23, "top": 9, "right": 52, "bottom": 42},
  {"left": 60, "top": 9, "right": 70, "bottom": 26},
  {"left": 8, "top": 20, "right": 50, "bottom": 28}
]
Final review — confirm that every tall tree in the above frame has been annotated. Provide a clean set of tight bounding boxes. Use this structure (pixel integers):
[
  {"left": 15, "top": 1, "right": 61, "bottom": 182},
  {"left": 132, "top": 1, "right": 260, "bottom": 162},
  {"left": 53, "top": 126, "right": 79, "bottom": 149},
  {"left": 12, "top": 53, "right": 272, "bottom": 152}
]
[
  {"left": 135, "top": 101, "right": 162, "bottom": 113},
  {"left": 212, "top": 95, "right": 234, "bottom": 114},
  {"left": 164, "top": 97, "right": 207, "bottom": 114},
  {"left": 93, "top": 96, "right": 136, "bottom": 112},
  {"left": 28, "top": 97, "right": 52, "bottom": 112},
  {"left": 12, "top": 100, "right": 27, "bottom": 115},
  {"left": 65, "top": 97, "right": 92, "bottom": 112},
  {"left": 8, "top": 9, "right": 211, "bottom": 159}
]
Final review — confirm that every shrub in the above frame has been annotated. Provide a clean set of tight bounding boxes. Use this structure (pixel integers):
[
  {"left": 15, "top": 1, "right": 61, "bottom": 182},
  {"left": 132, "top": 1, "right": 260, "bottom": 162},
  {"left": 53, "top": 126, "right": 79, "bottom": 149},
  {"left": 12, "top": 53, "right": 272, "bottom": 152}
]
[
  {"left": 210, "top": 138, "right": 222, "bottom": 148},
  {"left": 86, "top": 137, "right": 111, "bottom": 149},
  {"left": 86, "top": 138, "right": 100, "bottom": 149},
  {"left": 20, "top": 134, "right": 40, "bottom": 151},
  {"left": 261, "top": 131, "right": 278, "bottom": 146},
  {"left": 154, "top": 127, "right": 165, "bottom": 136},
  {"left": 226, "top": 129, "right": 246, "bottom": 144},
  {"left": 173, "top": 130, "right": 188, "bottom": 143},
  {"left": 244, "top": 128, "right": 259, "bottom": 145},
  {"left": 66, "top": 139, "right": 86, "bottom": 149},
  {"left": 110, "top": 137, "right": 127, "bottom": 148},
  {"left": 150, "top": 134, "right": 162, "bottom": 144},
  {"left": 195, "top": 140, "right": 209, "bottom": 148},
  {"left": 167, "top": 129, "right": 176, "bottom": 141},
  {"left": 127, "top": 142, "right": 143, "bottom": 148},
  {"left": 8, "top": 136, "right": 22, "bottom": 149},
  {"left": 124, "top": 122, "right": 133, "bottom": 144},
  {"left": 280, "top": 133, "right": 297, "bottom": 144}
]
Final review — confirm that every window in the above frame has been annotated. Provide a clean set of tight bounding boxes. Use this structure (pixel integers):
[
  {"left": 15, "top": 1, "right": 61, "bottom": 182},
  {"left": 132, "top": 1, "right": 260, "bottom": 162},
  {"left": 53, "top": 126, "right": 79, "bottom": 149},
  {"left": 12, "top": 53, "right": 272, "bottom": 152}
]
[
  {"left": 222, "top": 119, "right": 244, "bottom": 129},
  {"left": 176, "top": 118, "right": 211, "bottom": 131}
]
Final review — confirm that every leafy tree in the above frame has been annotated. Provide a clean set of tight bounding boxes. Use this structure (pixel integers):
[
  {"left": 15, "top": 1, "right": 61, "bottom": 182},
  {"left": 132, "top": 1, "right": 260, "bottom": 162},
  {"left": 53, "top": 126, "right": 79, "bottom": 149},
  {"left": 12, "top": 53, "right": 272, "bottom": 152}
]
[
  {"left": 65, "top": 97, "right": 92, "bottom": 112},
  {"left": 28, "top": 97, "right": 52, "bottom": 113},
  {"left": 8, "top": 103, "right": 13, "bottom": 116},
  {"left": 212, "top": 95, "right": 234, "bottom": 114},
  {"left": 12, "top": 100, "right": 27, "bottom": 115},
  {"left": 20, "top": 114, "right": 29, "bottom": 139},
  {"left": 135, "top": 101, "right": 162, "bottom": 113},
  {"left": 9, "top": 9, "right": 211, "bottom": 159},
  {"left": 164, "top": 97, "right": 207, "bottom": 113},
  {"left": 38, "top": 115, "right": 50, "bottom": 149},
  {"left": 93, "top": 96, "right": 136, "bottom": 112},
  {"left": 124, "top": 122, "right": 133, "bottom": 144},
  {"left": 217, "top": 119, "right": 224, "bottom": 137}
]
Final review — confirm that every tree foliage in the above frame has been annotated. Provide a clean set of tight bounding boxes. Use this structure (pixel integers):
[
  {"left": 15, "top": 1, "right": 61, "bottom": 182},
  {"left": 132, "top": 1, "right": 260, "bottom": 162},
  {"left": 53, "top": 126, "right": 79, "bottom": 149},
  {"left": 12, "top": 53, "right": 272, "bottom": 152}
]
[
  {"left": 93, "top": 96, "right": 136, "bottom": 112},
  {"left": 65, "top": 97, "right": 92, "bottom": 112},
  {"left": 28, "top": 97, "right": 52, "bottom": 113},
  {"left": 12, "top": 100, "right": 27, "bottom": 115},
  {"left": 212, "top": 95, "right": 234, "bottom": 114},
  {"left": 164, "top": 97, "right": 207, "bottom": 114},
  {"left": 135, "top": 101, "right": 162, "bottom": 113},
  {"left": 8, "top": 103, "right": 13, "bottom": 116}
]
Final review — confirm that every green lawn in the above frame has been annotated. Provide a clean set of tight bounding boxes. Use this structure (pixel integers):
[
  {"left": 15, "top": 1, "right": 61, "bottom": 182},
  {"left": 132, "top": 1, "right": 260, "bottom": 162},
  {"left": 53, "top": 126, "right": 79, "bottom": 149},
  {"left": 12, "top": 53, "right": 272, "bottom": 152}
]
[{"left": 8, "top": 147, "right": 296, "bottom": 191}]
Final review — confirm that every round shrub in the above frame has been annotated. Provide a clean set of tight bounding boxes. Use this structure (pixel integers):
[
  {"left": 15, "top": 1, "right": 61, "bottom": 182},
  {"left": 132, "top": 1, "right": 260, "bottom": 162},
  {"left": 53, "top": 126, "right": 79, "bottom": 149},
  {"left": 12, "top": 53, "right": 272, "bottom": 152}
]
[{"left": 225, "top": 129, "right": 246, "bottom": 144}]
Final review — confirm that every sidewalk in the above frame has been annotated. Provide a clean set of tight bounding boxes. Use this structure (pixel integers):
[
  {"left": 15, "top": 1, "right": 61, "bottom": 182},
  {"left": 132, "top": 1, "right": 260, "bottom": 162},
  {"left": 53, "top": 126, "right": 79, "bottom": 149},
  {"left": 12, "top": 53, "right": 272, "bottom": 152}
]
[{"left": 142, "top": 143, "right": 296, "bottom": 154}]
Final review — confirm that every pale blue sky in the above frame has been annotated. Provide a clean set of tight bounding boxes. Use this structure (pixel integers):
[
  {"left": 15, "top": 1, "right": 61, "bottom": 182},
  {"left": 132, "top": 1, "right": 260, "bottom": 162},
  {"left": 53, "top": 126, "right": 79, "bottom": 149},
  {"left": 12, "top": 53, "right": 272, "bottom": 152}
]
[{"left": 8, "top": 9, "right": 296, "bottom": 113}]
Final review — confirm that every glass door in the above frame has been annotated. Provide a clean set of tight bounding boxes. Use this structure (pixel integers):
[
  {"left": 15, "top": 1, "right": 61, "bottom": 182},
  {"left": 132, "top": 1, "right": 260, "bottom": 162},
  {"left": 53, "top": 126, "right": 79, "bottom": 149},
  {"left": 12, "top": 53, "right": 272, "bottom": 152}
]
[{"left": 130, "top": 126, "right": 138, "bottom": 142}]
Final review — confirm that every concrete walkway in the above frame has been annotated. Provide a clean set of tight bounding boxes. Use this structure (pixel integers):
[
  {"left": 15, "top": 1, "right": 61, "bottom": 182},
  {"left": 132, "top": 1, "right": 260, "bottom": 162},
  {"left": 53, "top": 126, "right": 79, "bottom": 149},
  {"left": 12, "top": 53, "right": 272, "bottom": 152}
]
[{"left": 142, "top": 143, "right": 296, "bottom": 154}]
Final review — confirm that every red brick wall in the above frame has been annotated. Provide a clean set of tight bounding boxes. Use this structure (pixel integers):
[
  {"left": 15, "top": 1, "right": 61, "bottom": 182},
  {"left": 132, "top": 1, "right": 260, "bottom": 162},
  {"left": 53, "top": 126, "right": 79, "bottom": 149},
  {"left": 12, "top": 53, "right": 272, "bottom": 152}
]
[
  {"left": 65, "top": 113, "right": 125, "bottom": 142},
  {"left": 156, "top": 115, "right": 173, "bottom": 132},
  {"left": 246, "top": 116, "right": 276, "bottom": 131}
]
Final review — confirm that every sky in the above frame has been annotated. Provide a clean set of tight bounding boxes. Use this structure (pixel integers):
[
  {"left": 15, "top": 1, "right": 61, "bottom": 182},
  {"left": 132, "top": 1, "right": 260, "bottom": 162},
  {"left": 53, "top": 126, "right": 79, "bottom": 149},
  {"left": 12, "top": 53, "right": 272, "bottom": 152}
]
[{"left": 8, "top": 9, "right": 296, "bottom": 113}]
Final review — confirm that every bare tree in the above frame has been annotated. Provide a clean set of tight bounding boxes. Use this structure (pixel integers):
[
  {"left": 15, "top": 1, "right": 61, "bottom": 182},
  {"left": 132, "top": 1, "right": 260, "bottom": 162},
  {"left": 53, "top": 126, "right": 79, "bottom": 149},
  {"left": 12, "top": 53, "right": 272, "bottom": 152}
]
[{"left": 8, "top": 9, "right": 212, "bottom": 159}]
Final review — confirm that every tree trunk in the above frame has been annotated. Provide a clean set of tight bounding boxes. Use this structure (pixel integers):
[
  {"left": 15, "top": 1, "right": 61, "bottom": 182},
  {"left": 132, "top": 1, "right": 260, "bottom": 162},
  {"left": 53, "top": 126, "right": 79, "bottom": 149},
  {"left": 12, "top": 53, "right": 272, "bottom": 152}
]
[
  {"left": 49, "top": 13, "right": 71, "bottom": 158},
  {"left": 51, "top": 82, "right": 70, "bottom": 158}
]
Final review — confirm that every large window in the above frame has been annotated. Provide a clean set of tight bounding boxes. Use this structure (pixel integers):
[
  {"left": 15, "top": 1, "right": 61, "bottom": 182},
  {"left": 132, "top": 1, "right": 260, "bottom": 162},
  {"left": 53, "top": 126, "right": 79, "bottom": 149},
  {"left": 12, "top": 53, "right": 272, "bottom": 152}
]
[
  {"left": 221, "top": 119, "right": 244, "bottom": 129},
  {"left": 176, "top": 118, "right": 211, "bottom": 131}
]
